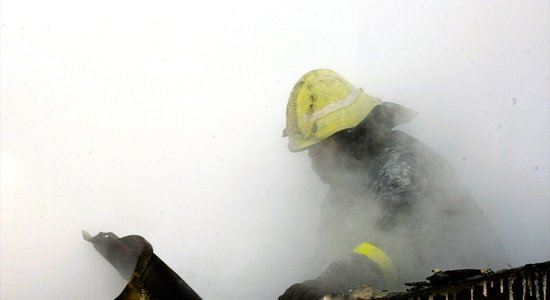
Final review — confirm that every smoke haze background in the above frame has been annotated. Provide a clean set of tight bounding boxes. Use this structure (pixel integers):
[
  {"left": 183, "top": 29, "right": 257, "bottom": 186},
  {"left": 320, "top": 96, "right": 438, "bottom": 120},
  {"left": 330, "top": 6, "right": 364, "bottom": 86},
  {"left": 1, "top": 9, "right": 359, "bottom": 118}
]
[{"left": 0, "top": 1, "right": 548, "bottom": 299}]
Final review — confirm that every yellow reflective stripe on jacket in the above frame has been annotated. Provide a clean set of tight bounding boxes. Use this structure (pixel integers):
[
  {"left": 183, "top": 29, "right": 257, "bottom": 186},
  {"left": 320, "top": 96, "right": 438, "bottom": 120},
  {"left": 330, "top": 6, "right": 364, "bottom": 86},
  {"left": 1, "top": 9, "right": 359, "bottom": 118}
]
[{"left": 352, "top": 242, "right": 398, "bottom": 288}]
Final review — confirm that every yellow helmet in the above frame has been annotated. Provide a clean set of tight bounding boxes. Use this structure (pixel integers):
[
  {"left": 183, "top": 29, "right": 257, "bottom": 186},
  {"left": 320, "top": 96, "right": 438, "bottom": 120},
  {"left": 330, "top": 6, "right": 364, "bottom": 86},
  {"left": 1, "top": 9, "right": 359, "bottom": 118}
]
[{"left": 284, "top": 69, "right": 382, "bottom": 152}]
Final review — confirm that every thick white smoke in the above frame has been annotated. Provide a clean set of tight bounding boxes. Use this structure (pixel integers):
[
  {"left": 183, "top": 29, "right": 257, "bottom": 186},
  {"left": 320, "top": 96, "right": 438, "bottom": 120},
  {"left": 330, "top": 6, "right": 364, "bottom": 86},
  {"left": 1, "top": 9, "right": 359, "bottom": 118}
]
[{"left": 1, "top": 1, "right": 548, "bottom": 299}]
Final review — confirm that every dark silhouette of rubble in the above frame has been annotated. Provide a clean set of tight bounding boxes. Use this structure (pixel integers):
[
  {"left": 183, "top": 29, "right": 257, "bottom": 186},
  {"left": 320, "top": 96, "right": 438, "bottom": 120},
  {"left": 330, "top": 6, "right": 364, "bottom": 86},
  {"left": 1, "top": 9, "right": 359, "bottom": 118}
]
[
  {"left": 83, "top": 231, "right": 548, "bottom": 300},
  {"left": 334, "top": 261, "right": 549, "bottom": 300}
]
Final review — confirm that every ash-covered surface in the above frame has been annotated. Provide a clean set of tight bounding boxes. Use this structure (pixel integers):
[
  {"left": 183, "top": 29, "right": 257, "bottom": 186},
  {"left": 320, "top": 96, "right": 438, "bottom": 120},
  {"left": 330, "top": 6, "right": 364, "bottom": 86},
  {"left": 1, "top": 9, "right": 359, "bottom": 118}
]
[{"left": 332, "top": 261, "right": 549, "bottom": 300}]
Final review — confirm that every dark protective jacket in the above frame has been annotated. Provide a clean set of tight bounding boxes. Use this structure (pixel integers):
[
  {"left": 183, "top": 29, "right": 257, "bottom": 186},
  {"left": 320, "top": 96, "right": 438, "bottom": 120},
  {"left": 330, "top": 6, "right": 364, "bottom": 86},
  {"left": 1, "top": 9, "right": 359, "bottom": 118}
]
[{"left": 279, "top": 103, "right": 505, "bottom": 300}]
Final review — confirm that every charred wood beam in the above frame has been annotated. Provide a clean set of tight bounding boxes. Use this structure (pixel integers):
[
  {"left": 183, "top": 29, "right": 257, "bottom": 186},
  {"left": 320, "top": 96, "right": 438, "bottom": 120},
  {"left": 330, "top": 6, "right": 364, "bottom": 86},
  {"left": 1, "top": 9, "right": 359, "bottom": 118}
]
[
  {"left": 331, "top": 261, "right": 549, "bottom": 300},
  {"left": 83, "top": 231, "right": 202, "bottom": 300}
]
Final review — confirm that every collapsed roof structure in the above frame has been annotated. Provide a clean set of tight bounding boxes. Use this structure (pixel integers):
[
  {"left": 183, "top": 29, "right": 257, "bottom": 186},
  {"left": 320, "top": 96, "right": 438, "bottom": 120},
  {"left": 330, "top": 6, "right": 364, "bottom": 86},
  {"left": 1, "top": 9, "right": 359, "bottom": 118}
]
[{"left": 83, "top": 231, "right": 548, "bottom": 300}]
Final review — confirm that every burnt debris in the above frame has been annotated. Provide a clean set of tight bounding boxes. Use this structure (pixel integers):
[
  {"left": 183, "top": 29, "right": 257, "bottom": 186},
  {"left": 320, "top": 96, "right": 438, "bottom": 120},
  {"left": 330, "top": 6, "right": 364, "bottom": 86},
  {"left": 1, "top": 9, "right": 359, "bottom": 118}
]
[
  {"left": 83, "top": 231, "right": 202, "bottom": 300},
  {"left": 84, "top": 230, "right": 548, "bottom": 300}
]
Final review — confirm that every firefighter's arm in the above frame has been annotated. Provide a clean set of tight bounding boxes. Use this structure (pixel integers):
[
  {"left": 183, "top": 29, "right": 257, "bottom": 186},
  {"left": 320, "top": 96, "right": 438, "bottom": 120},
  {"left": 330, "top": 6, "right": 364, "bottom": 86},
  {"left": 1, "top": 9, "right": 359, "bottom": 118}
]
[{"left": 279, "top": 244, "right": 394, "bottom": 300}]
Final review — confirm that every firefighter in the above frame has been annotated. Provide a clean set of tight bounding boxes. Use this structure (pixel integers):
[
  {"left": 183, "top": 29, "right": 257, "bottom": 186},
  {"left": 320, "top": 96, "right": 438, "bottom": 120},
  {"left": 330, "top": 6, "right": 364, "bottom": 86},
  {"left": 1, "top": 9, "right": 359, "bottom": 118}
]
[{"left": 279, "top": 69, "right": 504, "bottom": 300}]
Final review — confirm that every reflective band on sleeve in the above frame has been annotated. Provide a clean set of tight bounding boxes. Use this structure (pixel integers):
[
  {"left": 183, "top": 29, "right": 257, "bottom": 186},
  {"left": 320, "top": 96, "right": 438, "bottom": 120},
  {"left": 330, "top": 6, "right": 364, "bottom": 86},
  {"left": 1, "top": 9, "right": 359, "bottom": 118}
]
[{"left": 352, "top": 242, "right": 398, "bottom": 288}]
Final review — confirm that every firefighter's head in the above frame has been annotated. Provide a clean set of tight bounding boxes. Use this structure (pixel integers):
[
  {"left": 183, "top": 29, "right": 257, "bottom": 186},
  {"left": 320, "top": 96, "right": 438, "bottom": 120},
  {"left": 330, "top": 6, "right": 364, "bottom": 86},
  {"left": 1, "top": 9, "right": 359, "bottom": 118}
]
[{"left": 283, "top": 69, "right": 381, "bottom": 183}]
